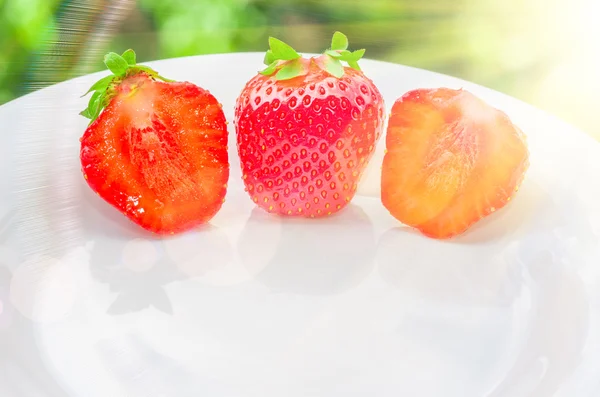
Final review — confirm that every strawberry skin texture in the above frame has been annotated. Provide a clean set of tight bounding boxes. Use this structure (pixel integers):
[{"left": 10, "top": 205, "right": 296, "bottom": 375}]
[
  {"left": 80, "top": 74, "right": 229, "bottom": 234},
  {"left": 234, "top": 67, "right": 385, "bottom": 217},
  {"left": 381, "top": 88, "right": 529, "bottom": 239}
]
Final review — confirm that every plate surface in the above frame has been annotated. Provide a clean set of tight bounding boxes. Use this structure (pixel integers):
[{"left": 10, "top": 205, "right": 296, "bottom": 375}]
[{"left": 1, "top": 53, "right": 600, "bottom": 397}]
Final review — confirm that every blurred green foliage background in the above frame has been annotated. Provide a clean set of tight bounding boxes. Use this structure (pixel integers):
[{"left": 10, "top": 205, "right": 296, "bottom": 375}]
[{"left": 1, "top": 0, "right": 599, "bottom": 138}]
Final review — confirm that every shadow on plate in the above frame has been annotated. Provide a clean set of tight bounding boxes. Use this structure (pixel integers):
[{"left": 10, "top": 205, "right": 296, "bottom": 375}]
[
  {"left": 237, "top": 204, "right": 377, "bottom": 296},
  {"left": 80, "top": 179, "right": 234, "bottom": 316}
]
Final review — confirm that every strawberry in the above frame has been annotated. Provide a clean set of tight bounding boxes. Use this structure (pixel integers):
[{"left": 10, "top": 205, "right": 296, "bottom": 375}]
[
  {"left": 79, "top": 49, "right": 229, "bottom": 234},
  {"left": 381, "top": 88, "right": 529, "bottom": 239},
  {"left": 234, "top": 32, "right": 385, "bottom": 217}
]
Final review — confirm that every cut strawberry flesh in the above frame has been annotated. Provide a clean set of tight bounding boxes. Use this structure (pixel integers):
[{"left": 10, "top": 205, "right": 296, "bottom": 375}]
[
  {"left": 381, "top": 88, "right": 529, "bottom": 239},
  {"left": 81, "top": 75, "right": 229, "bottom": 234}
]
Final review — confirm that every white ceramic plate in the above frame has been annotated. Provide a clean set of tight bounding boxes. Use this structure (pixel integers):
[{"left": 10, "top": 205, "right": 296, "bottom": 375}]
[{"left": 1, "top": 53, "right": 600, "bottom": 397}]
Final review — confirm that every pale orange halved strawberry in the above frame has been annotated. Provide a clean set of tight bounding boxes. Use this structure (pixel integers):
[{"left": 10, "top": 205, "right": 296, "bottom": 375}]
[{"left": 381, "top": 88, "right": 529, "bottom": 239}]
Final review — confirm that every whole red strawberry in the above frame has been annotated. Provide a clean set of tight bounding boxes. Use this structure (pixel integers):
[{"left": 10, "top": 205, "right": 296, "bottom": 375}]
[
  {"left": 234, "top": 32, "right": 385, "bottom": 217},
  {"left": 79, "top": 49, "right": 229, "bottom": 234}
]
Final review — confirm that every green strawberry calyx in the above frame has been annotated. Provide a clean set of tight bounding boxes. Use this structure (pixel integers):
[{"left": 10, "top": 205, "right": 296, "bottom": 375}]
[
  {"left": 259, "top": 31, "right": 366, "bottom": 81},
  {"left": 79, "top": 49, "right": 173, "bottom": 125}
]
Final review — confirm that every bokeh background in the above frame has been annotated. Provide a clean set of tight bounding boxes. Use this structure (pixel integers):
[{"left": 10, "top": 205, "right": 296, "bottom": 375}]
[{"left": 1, "top": 0, "right": 599, "bottom": 139}]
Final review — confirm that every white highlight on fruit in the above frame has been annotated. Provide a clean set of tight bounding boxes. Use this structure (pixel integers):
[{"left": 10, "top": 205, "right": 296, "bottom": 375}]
[{"left": 122, "top": 239, "right": 158, "bottom": 273}]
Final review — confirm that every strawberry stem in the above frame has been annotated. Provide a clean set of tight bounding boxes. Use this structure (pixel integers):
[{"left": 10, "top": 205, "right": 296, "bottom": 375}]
[
  {"left": 80, "top": 49, "right": 172, "bottom": 125},
  {"left": 259, "top": 31, "right": 366, "bottom": 80}
]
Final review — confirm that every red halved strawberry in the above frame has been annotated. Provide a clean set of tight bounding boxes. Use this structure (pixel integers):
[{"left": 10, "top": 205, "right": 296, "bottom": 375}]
[
  {"left": 79, "top": 49, "right": 229, "bottom": 234},
  {"left": 381, "top": 88, "right": 529, "bottom": 239},
  {"left": 234, "top": 32, "right": 385, "bottom": 217}
]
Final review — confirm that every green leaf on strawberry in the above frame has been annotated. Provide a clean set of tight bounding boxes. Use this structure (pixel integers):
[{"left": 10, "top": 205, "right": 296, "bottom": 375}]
[
  {"left": 275, "top": 59, "right": 309, "bottom": 80},
  {"left": 259, "top": 31, "right": 367, "bottom": 80},
  {"left": 88, "top": 90, "right": 103, "bottom": 120},
  {"left": 80, "top": 49, "right": 172, "bottom": 125},
  {"left": 80, "top": 74, "right": 115, "bottom": 97},
  {"left": 331, "top": 31, "right": 349, "bottom": 51},
  {"left": 264, "top": 50, "right": 276, "bottom": 65},
  {"left": 349, "top": 49, "right": 365, "bottom": 61},
  {"left": 104, "top": 52, "right": 129, "bottom": 76},
  {"left": 121, "top": 49, "right": 136, "bottom": 65},
  {"left": 260, "top": 61, "right": 279, "bottom": 76},
  {"left": 268, "top": 37, "right": 301, "bottom": 61},
  {"left": 322, "top": 56, "right": 344, "bottom": 78},
  {"left": 79, "top": 107, "right": 92, "bottom": 119},
  {"left": 348, "top": 60, "right": 361, "bottom": 71}
]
